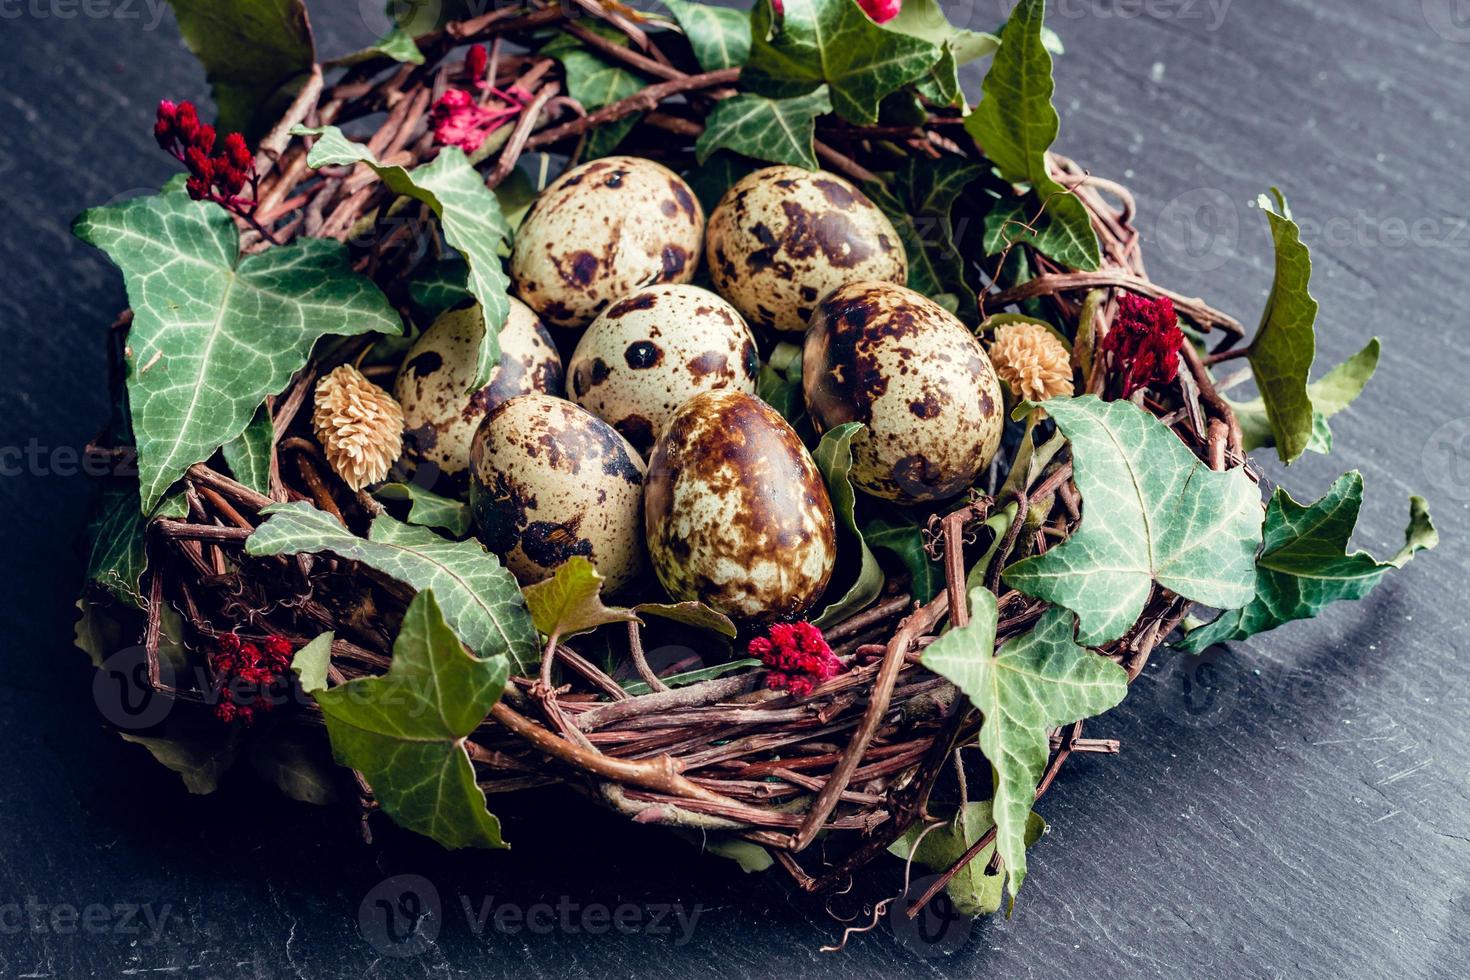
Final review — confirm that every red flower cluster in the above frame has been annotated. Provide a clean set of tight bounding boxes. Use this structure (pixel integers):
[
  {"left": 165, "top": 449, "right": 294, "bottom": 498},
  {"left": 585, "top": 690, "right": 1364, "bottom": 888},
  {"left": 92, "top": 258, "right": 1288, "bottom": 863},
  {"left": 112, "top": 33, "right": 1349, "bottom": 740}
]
[
  {"left": 1099, "top": 293, "right": 1185, "bottom": 399},
  {"left": 154, "top": 100, "right": 257, "bottom": 211},
  {"left": 210, "top": 633, "right": 294, "bottom": 726},
  {"left": 772, "top": 0, "right": 900, "bottom": 23},
  {"left": 429, "top": 44, "right": 532, "bottom": 153},
  {"left": 748, "top": 621, "right": 844, "bottom": 697}
]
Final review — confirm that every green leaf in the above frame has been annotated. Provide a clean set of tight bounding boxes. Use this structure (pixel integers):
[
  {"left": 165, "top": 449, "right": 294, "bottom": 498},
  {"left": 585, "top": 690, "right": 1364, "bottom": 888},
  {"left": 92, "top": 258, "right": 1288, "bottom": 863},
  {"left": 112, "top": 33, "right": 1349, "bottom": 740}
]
[
  {"left": 554, "top": 48, "right": 646, "bottom": 158},
  {"left": 963, "top": 0, "right": 1100, "bottom": 270},
  {"left": 1234, "top": 337, "right": 1380, "bottom": 457},
  {"left": 703, "top": 837, "right": 775, "bottom": 873},
  {"left": 1003, "top": 396, "right": 1263, "bottom": 645},
  {"left": 965, "top": 502, "right": 1019, "bottom": 592},
  {"left": 329, "top": 26, "right": 425, "bottom": 68},
  {"left": 73, "top": 186, "right": 400, "bottom": 512},
  {"left": 866, "top": 157, "right": 983, "bottom": 319},
  {"left": 85, "top": 483, "right": 187, "bottom": 604},
  {"left": 744, "top": 0, "right": 942, "bottom": 126},
  {"left": 888, "top": 800, "right": 1045, "bottom": 916},
  {"left": 293, "top": 594, "right": 511, "bottom": 849},
  {"left": 662, "top": 0, "right": 752, "bottom": 71},
  {"left": 884, "top": 0, "right": 998, "bottom": 110},
  {"left": 120, "top": 729, "right": 238, "bottom": 795},
  {"left": 811, "top": 423, "right": 883, "bottom": 628},
  {"left": 1181, "top": 473, "right": 1437, "bottom": 652},
  {"left": 295, "top": 125, "right": 512, "bottom": 392},
  {"left": 373, "top": 482, "right": 472, "bottom": 538},
  {"left": 634, "top": 601, "right": 738, "bottom": 638},
  {"left": 221, "top": 404, "right": 274, "bottom": 496},
  {"left": 246, "top": 502, "right": 540, "bottom": 674},
  {"left": 247, "top": 722, "right": 339, "bottom": 805},
  {"left": 407, "top": 257, "right": 472, "bottom": 324},
  {"left": 621, "top": 658, "right": 760, "bottom": 696},
  {"left": 166, "top": 0, "right": 315, "bottom": 138},
  {"left": 1245, "top": 189, "right": 1319, "bottom": 464},
  {"left": 863, "top": 511, "right": 943, "bottom": 602},
  {"left": 922, "top": 592, "right": 1127, "bottom": 905},
  {"left": 522, "top": 556, "right": 639, "bottom": 639},
  {"left": 696, "top": 87, "right": 832, "bottom": 170},
  {"left": 684, "top": 151, "right": 759, "bottom": 216}
]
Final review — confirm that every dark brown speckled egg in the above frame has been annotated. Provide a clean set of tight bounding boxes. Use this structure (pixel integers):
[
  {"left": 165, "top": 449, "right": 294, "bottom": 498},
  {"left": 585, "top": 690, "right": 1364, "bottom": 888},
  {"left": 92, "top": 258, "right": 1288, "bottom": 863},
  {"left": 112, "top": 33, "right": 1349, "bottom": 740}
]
[
  {"left": 644, "top": 390, "right": 835, "bottom": 624},
  {"left": 803, "top": 281, "right": 1003, "bottom": 504}
]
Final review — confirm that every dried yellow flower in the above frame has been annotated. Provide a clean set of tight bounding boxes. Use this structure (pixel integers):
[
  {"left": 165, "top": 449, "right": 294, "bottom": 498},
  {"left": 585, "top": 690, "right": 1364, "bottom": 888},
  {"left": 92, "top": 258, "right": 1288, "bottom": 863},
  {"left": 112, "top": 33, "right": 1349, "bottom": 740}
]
[
  {"left": 987, "top": 321, "right": 1075, "bottom": 402},
  {"left": 312, "top": 364, "right": 404, "bottom": 490}
]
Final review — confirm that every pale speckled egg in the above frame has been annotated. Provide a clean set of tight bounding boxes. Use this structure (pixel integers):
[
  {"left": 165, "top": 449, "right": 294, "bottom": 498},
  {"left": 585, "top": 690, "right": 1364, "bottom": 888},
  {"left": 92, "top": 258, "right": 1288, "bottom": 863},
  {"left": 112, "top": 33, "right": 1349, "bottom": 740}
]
[
  {"left": 566, "top": 284, "right": 760, "bottom": 455},
  {"left": 469, "top": 394, "right": 645, "bottom": 591},
  {"left": 803, "top": 281, "right": 1003, "bottom": 504},
  {"left": 394, "top": 299, "right": 563, "bottom": 490},
  {"left": 644, "top": 391, "right": 836, "bottom": 624},
  {"left": 510, "top": 156, "right": 704, "bottom": 329},
  {"left": 705, "top": 166, "right": 907, "bottom": 333}
]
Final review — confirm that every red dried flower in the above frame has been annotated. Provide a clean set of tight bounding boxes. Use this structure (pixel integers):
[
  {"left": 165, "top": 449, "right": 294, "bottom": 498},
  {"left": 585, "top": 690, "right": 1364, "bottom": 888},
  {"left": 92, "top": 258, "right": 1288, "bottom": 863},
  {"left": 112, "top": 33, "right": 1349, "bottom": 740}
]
[
  {"left": 859, "top": 0, "right": 901, "bottom": 23},
  {"left": 428, "top": 85, "right": 530, "bottom": 154},
  {"left": 1098, "top": 293, "right": 1185, "bottom": 399},
  {"left": 211, "top": 632, "right": 295, "bottom": 726},
  {"left": 749, "top": 621, "right": 844, "bottom": 697},
  {"left": 465, "top": 43, "right": 489, "bottom": 90},
  {"left": 154, "top": 99, "right": 261, "bottom": 223}
]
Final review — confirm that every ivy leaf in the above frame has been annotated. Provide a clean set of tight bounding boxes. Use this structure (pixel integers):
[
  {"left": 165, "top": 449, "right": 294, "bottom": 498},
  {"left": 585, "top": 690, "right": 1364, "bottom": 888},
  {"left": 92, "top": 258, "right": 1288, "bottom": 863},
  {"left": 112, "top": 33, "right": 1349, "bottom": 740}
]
[
  {"left": 373, "top": 482, "right": 472, "bottom": 538},
  {"left": 221, "top": 404, "right": 274, "bottom": 496},
  {"left": 888, "top": 801, "right": 1045, "bottom": 917},
  {"left": 696, "top": 87, "right": 832, "bottom": 171},
  {"left": 247, "top": 725, "right": 339, "bottom": 805},
  {"left": 1181, "top": 473, "right": 1437, "bottom": 652},
  {"left": 329, "top": 27, "right": 425, "bottom": 68},
  {"left": 522, "top": 556, "right": 639, "bottom": 640},
  {"left": 295, "top": 125, "right": 512, "bottom": 392},
  {"left": 662, "top": 0, "right": 752, "bottom": 71},
  {"left": 866, "top": 157, "right": 983, "bottom": 320},
  {"left": 120, "top": 730, "right": 239, "bottom": 795},
  {"left": 554, "top": 47, "right": 646, "bottom": 158},
  {"left": 922, "top": 591, "right": 1127, "bottom": 906},
  {"left": 73, "top": 187, "right": 399, "bottom": 512},
  {"left": 407, "top": 257, "right": 472, "bottom": 324},
  {"left": 246, "top": 501, "right": 540, "bottom": 674},
  {"left": 684, "top": 151, "right": 759, "bottom": 215},
  {"left": 293, "top": 595, "right": 511, "bottom": 849},
  {"left": 634, "top": 601, "right": 738, "bottom": 638},
  {"left": 883, "top": 0, "right": 998, "bottom": 109},
  {"left": 811, "top": 423, "right": 883, "bottom": 628},
  {"left": 963, "top": 0, "right": 1100, "bottom": 270},
  {"left": 1003, "top": 396, "right": 1263, "bottom": 645},
  {"left": 166, "top": 0, "right": 315, "bottom": 139},
  {"left": 1235, "top": 337, "right": 1381, "bottom": 458},
  {"left": 863, "top": 511, "right": 944, "bottom": 602},
  {"left": 84, "top": 483, "right": 186, "bottom": 604},
  {"left": 744, "top": 0, "right": 941, "bottom": 126},
  {"left": 621, "top": 658, "right": 759, "bottom": 696}
]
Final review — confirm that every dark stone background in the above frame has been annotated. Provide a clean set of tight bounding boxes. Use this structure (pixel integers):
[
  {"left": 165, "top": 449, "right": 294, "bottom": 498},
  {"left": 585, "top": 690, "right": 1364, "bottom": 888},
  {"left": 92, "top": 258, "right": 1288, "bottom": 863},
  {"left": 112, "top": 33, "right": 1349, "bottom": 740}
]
[{"left": 1, "top": 1, "right": 1466, "bottom": 976}]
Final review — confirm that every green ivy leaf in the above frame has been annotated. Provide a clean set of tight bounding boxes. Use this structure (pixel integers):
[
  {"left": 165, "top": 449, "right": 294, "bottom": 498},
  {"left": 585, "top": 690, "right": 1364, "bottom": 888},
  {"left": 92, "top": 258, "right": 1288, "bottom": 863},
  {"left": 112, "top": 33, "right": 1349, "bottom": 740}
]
[
  {"left": 621, "top": 658, "right": 759, "bottom": 696},
  {"left": 922, "top": 591, "right": 1127, "bottom": 906},
  {"left": 554, "top": 47, "right": 646, "bottom": 158},
  {"left": 1181, "top": 473, "right": 1437, "bottom": 652},
  {"left": 295, "top": 125, "right": 512, "bottom": 392},
  {"left": 246, "top": 502, "right": 540, "bottom": 674},
  {"left": 888, "top": 800, "right": 1045, "bottom": 917},
  {"left": 247, "top": 724, "right": 339, "bottom": 805},
  {"left": 120, "top": 729, "right": 239, "bottom": 795},
  {"left": 884, "top": 0, "right": 999, "bottom": 109},
  {"left": 293, "top": 595, "right": 511, "bottom": 849},
  {"left": 662, "top": 0, "right": 752, "bottom": 71},
  {"left": 696, "top": 87, "right": 832, "bottom": 170},
  {"left": 221, "top": 404, "right": 274, "bottom": 496},
  {"left": 329, "top": 26, "right": 425, "bottom": 67},
  {"left": 84, "top": 483, "right": 186, "bottom": 604},
  {"left": 866, "top": 157, "right": 984, "bottom": 320},
  {"left": 811, "top": 423, "right": 883, "bottom": 628},
  {"left": 522, "top": 556, "right": 639, "bottom": 639},
  {"left": 373, "top": 482, "right": 472, "bottom": 538},
  {"left": 166, "top": 0, "right": 315, "bottom": 139},
  {"left": 744, "top": 0, "right": 941, "bottom": 126},
  {"left": 963, "top": 0, "right": 1100, "bottom": 270},
  {"left": 1235, "top": 337, "right": 1381, "bottom": 458},
  {"left": 634, "top": 601, "right": 738, "bottom": 638},
  {"left": 1003, "top": 396, "right": 1263, "bottom": 645},
  {"left": 73, "top": 187, "right": 399, "bottom": 512},
  {"left": 684, "top": 151, "right": 759, "bottom": 215},
  {"left": 863, "top": 510, "right": 944, "bottom": 602},
  {"left": 407, "top": 257, "right": 472, "bottom": 324}
]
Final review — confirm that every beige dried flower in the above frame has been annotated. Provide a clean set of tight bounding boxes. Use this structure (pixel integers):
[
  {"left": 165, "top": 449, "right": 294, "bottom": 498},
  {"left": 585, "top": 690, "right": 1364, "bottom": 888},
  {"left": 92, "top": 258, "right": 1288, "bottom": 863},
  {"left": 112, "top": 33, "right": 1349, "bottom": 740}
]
[
  {"left": 312, "top": 364, "right": 404, "bottom": 490},
  {"left": 987, "top": 321, "right": 1075, "bottom": 402}
]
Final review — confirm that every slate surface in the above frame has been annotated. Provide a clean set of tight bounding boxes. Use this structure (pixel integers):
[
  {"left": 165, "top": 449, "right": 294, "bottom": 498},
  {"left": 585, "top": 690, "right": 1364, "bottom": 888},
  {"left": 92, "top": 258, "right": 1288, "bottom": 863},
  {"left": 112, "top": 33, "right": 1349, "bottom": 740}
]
[{"left": 0, "top": 1, "right": 1466, "bottom": 977}]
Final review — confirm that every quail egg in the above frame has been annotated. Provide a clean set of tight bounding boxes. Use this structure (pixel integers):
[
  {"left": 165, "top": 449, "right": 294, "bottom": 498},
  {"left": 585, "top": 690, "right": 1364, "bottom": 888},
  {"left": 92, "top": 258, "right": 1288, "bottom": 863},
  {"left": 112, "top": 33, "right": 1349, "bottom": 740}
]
[
  {"left": 566, "top": 284, "right": 760, "bottom": 455},
  {"left": 394, "top": 299, "right": 563, "bottom": 489},
  {"left": 803, "top": 281, "right": 1003, "bottom": 504},
  {"left": 644, "top": 390, "right": 836, "bottom": 624},
  {"left": 705, "top": 165, "right": 907, "bottom": 333},
  {"left": 510, "top": 156, "right": 704, "bottom": 328},
  {"left": 469, "top": 394, "right": 645, "bottom": 591}
]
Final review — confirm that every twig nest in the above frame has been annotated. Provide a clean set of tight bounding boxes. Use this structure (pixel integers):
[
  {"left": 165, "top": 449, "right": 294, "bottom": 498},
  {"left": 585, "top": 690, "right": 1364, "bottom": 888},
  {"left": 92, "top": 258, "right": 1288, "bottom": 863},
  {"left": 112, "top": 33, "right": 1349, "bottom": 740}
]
[
  {"left": 469, "top": 394, "right": 645, "bottom": 591},
  {"left": 644, "top": 390, "right": 835, "bottom": 625},
  {"left": 987, "top": 320, "right": 1075, "bottom": 402},
  {"left": 704, "top": 165, "right": 907, "bottom": 333},
  {"left": 394, "top": 299, "right": 563, "bottom": 488},
  {"left": 312, "top": 364, "right": 404, "bottom": 491},
  {"left": 803, "top": 281, "right": 1003, "bottom": 503},
  {"left": 509, "top": 156, "right": 704, "bottom": 329},
  {"left": 566, "top": 284, "right": 760, "bottom": 455}
]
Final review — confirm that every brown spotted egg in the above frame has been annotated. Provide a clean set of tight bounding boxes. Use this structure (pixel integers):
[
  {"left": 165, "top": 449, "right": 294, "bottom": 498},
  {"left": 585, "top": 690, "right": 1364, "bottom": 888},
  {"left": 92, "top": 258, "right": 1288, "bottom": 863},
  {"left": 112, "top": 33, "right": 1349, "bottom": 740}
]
[
  {"left": 469, "top": 394, "right": 645, "bottom": 591},
  {"left": 394, "top": 299, "right": 563, "bottom": 490},
  {"left": 566, "top": 284, "right": 760, "bottom": 455},
  {"left": 803, "top": 281, "right": 1003, "bottom": 504},
  {"left": 644, "top": 391, "right": 836, "bottom": 624},
  {"left": 705, "top": 166, "right": 907, "bottom": 333},
  {"left": 510, "top": 156, "right": 704, "bottom": 329}
]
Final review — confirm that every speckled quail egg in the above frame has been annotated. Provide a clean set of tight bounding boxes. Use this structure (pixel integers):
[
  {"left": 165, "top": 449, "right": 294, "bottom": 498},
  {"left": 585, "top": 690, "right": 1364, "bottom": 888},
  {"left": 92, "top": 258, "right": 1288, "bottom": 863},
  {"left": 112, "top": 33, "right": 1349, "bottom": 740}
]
[
  {"left": 510, "top": 156, "right": 704, "bottom": 329},
  {"left": 566, "top": 284, "right": 760, "bottom": 455},
  {"left": 394, "top": 299, "right": 563, "bottom": 490},
  {"left": 644, "top": 390, "right": 836, "bottom": 624},
  {"left": 803, "top": 281, "right": 1003, "bottom": 504},
  {"left": 705, "top": 165, "right": 907, "bottom": 333},
  {"left": 469, "top": 394, "right": 645, "bottom": 591}
]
